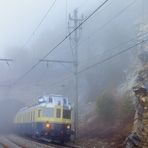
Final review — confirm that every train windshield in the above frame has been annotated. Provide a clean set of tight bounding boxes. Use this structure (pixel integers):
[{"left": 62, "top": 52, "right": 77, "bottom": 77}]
[
  {"left": 44, "top": 108, "right": 54, "bottom": 118},
  {"left": 63, "top": 109, "right": 71, "bottom": 119}
]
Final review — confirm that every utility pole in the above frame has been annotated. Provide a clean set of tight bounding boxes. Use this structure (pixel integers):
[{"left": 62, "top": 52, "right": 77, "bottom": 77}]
[
  {"left": 0, "top": 59, "right": 13, "bottom": 66},
  {"left": 40, "top": 9, "right": 83, "bottom": 141},
  {"left": 68, "top": 9, "right": 83, "bottom": 140}
]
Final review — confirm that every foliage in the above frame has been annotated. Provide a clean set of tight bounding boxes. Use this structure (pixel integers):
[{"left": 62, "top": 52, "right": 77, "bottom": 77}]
[
  {"left": 120, "top": 94, "right": 134, "bottom": 121},
  {"left": 96, "top": 91, "right": 116, "bottom": 123}
]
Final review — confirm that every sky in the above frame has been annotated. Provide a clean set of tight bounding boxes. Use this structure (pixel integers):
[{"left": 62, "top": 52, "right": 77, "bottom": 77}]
[
  {"left": 0, "top": 0, "right": 148, "bottom": 136},
  {"left": 0, "top": 0, "right": 99, "bottom": 57},
  {"left": 0, "top": 0, "right": 147, "bottom": 102},
  {"left": 0, "top": 0, "right": 101, "bottom": 100}
]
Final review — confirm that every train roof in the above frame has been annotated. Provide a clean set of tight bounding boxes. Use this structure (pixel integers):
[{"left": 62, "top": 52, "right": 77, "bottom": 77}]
[{"left": 17, "top": 94, "right": 71, "bottom": 113}]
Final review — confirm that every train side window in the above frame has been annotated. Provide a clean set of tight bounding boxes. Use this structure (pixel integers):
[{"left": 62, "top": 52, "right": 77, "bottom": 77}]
[
  {"left": 38, "top": 110, "right": 41, "bottom": 117},
  {"left": 56, "top": 109, "right": 61, "bottom": 118},
  {"left": 23, "top": 114, "right": 24, "bottom": 122},
  {"left": 30, "top": 112, "right": 32, "bottom": 121},
  {"left": 26, "top": 113, "right": 27, "bottom": 122},
  {"left": 28, "top": 112, "right": 30, "bottom": 122},
  {"left": 27, "top": 114, "right": 28, "bottom": 122},
  {"left": 31, "top": 112, "right": 33, "bottom": 121},
  {"left": 63, "top": 109, "right": 71, "bottom": 119},
  {"left": 33, "top": 111, "right": 35, "bottom": 121},
  {"left": 30, "top": 112, "right": 31, "bottom": 121},
  {"left": 25, "top": 114, "right": 26, "bottom": 122},
  {"left": 35, "top": 110, "right": 36, "bottom": 118},
  {"left": 29, "top": 112, "right": 31, "bottom": 122}
]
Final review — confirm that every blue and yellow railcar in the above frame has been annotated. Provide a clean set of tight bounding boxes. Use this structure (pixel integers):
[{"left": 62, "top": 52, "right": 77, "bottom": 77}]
[{"left": 14, "top": 95, "right": 73, "bottom": 143}]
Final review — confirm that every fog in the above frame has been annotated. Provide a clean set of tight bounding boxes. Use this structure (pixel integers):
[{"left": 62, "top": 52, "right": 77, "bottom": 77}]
[{"left": 0, "top": 0, "right": 148, "bottom": 136}]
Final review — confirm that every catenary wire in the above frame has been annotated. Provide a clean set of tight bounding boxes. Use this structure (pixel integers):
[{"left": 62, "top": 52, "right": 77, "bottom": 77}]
[
  {"left": 79, "top": 29, "right": 148, "bottom": 66},
  {"left": 70, "top": 0, "right": 137, "bottom": 55},
  {"left": 15, "top": 22, "right": 147, "bottom": 88},
  {"left": 15, "top": 0, "right": 135, "bottom": 84},
  {"left": 21, "top": 0, "right": 57, "bottom": 49},
  {"left": 12, "top": 0, "right": 109, "bottom": 85},
  {"left": 46, "top": 38, "right": 148, "bottom": 90},
  {"left": 30, "top": 35, "right": 148, "bottom": 91},
  {"left": 59, "top": 0, "right": 140, "bottom": 73},
  {"left": 62, "top": 0, "right": 137, "bottom": 73},
  {"left": 78, "top": 39, "right": 148, "bottom": 74}
]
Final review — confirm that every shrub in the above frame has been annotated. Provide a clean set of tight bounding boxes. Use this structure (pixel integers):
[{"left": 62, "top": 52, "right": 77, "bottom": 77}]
[
  {"left": 96, "top": 91, "right": 116, "bottom": 123},
  {"left": 121, "top": 94, "right": 134, "bottom": 121}
]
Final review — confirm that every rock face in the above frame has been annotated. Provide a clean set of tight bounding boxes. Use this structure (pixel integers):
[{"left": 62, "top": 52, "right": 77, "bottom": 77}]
[{"left": 125, "top": 52, "right": 148, "bottom": 148}]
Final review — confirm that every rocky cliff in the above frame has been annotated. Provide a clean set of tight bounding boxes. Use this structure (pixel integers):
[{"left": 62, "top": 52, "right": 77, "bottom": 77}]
[{"left": 125, "top": 51, "right": 148, "bottom": 148}]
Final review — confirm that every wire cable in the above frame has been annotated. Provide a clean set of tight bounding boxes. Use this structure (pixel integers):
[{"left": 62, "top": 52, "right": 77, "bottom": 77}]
[
  {"left": 61, "top": 0, "right": 140, "bottom": 74},
  {"left": 19, "top": 0, "right": 57, "bottom": 52},
  {"left": 79, "top": 29, "right": 148, "bottom": 66},
  {"left": 28, "top": 36, "right": 148, "bottom": 91},
  {"left": 12, "top": 0, "right": 109, "bottom": 85},
  {"left": 72, "top": 0, "right": 137, "bottom": 53},
  {"left": 78, "top": 39, "right": 148, "bottom": 74}
]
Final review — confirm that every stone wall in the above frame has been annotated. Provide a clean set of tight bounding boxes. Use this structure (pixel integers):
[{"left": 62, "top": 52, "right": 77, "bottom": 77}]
[{"left": 125, "top": 52, "right": 148, "bottom": 148}]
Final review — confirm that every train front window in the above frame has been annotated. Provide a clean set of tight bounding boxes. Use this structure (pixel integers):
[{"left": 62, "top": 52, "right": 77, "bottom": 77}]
[
  {"left": 38, "top": 110, "right": 41, "bottom": 117},
  {"left": 63, "top": 109, "right": 71, "bottom": 119},
  {"left": 56, "top": 109, "right": 61, "bottom": 118},
  {"left": 49, "top": 97, "right": 52, "bottom": 103},
  {"left": 44, "top": 108, "right": 54, "bottom": 118}
]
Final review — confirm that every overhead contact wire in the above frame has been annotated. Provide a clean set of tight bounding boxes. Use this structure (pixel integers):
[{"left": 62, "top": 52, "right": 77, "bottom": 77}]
[{"left": 13, "top": 0, "right": 109, "bottom": 85}]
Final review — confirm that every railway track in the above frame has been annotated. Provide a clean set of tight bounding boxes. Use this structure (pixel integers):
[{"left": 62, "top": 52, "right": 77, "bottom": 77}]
[
  {"left": 4, "top": 134, "right": 81, "bottom": 148},
  {"left": 21, "top": 135, "right": 81, "bottom": 148},
  {"left": 36, "top": 139, "right": 81, "bottom": 148},
  {"left": 0, "top": 135, "right": 24, "bottom": 148}
]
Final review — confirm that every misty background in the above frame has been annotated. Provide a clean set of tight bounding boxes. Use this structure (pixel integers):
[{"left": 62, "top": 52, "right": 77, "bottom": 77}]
[{"left": 0, "top": 0, "right": 148, "bottom": 133}]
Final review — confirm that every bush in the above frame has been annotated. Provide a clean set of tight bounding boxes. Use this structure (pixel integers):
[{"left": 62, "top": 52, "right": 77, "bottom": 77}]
[
  {"left": 121, "top": 94, "right": 134, "bottom": 121},
  {"left": 96, "top": 91, "right": 116, "bottom": 123}
]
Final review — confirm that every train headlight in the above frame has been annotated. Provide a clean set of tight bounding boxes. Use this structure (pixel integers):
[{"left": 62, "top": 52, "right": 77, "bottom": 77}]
[
  {"left": 67, "top": 125, "right": 70, "bottom": 129},
  {"left": 46, "top": 123, "right": 50, "bottom": 128}
]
